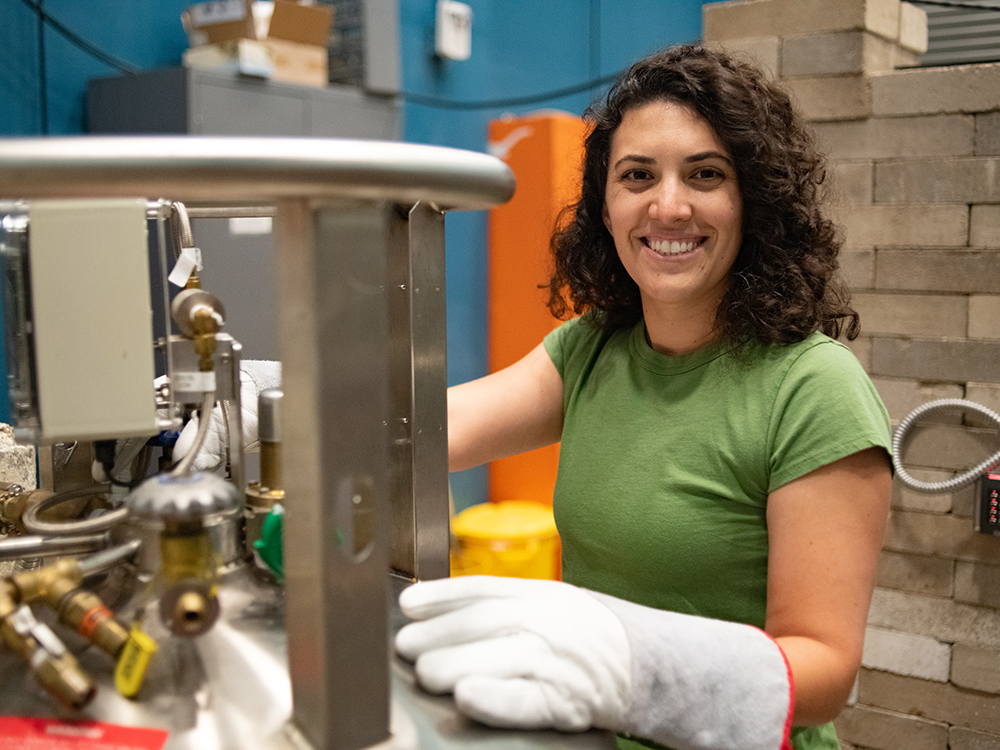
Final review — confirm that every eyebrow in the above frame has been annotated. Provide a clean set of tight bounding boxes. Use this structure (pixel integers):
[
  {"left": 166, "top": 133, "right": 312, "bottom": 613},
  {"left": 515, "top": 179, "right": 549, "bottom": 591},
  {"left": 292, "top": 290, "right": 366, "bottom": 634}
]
[{"left": 612, "top": 151, "right": 735, "bottom": 170}]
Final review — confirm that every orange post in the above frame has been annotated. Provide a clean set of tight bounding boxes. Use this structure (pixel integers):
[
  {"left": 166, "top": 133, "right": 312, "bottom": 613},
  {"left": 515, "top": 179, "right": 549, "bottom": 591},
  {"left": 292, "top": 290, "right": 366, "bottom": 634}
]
[{"left": 486, "top": 112, "right": 586, "bottom": 506}]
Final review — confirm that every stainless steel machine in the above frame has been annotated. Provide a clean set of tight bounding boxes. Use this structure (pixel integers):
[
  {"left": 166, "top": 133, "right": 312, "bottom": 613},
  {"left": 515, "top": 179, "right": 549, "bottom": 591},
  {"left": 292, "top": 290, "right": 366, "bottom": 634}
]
[{"left": 0, "top": 137, "right": 612, "bottom": 750}]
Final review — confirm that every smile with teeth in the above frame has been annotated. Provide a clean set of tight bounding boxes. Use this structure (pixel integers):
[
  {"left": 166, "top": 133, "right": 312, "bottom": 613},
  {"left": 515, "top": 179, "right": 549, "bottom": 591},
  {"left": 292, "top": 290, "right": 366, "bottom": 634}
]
[{"left": 645, "top": 237, "right": 704, "bottom": 255}]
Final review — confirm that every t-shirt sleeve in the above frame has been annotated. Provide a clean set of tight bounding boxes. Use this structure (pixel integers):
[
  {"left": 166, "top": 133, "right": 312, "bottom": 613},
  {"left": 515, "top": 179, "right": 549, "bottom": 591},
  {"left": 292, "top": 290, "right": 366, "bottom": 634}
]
[{"left": 767, "top": 339, "right": 892, "bottom": 492}]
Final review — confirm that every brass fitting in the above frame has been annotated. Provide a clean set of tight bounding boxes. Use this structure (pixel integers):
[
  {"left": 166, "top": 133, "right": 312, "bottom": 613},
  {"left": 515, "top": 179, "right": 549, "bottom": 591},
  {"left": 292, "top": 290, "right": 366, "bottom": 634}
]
[
  {"left": 9, "top": 558, "right": 129, "bottom": 659},
  {"left": 0, "top": 583, "right": 95, "bottom": 710},
  {"left": 192, "top": 306, "right": 220, "bottom": 372},
  {"left": 158, "top": 522, "right": 220, "bottom": 637}
]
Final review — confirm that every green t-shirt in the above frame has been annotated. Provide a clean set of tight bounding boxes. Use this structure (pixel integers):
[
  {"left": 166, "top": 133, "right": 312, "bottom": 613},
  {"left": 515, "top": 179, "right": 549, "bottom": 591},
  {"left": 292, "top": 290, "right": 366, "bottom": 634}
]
[{"left": 543, "top": 316, "right": 891, "bottom": 750}]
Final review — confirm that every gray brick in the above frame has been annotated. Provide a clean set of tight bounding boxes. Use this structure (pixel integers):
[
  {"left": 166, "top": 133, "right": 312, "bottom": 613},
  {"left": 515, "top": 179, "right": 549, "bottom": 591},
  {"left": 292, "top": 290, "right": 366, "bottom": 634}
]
[
  {"left": 885, "top": 508, "right": 1000, "bottom": 563},
  {"left": 831, "top": 161, "right": 874, "bottom": 205},
  {"left": 814, "top": 115, "right": 975, "bottom": 159},
  {"left": 893, "top": 471, "right": 957, "bottom": 514},
  {"left": 862, "top": 626, "right": 951, "bottom": 681},
  {"left": 970, "top": 205, "right": 1000, "bottom": 248},
  {"left": 952, "top": 643, "right": 1000, "bottom": 694},
  {"left": 857, "top": 667, "right": 1000, "bottom": 735},
  {"left": 834, "top": 703, "right": 947, "bottom": 750},
  {"left": 872, "top": 376, "right": 963, "bottom": 424},
  {"left": 703, "top": 0, "right": 901, "bottom": 43},
  {"left": 876, "top": 550, "right": 954, "bottom": 596},
  {"left": 840, "top": 205, "right": 968, "bottom": 247},
  {"left": 873, "top": 63, "right": 1000, "bottom": 117},
  {"left": 869, "top": 587, "right": 1000, "bottom": 650},
  {"left": 786, "top": 75, "right": 872, "bottom": 121},
  {"left": 853, "top": 292, "right": 966, "bottom": 337},
  {"left": 782, "top": 31, "right": 867, "bottom": 77},
  {"left": 950, "top": 726, "right": 1000, "bottom": 750},
  {"left": 842, "top": 246, "right": 876, "bottom": 289},
  {"left": 706, "top": 37, "right": 779, "bottom": 78},
  {"left": 956, "top": 560, "right": 1000, "bottom": 610},
  {"left": 875, "top": 157, "right": 1000, "bottom": 204},
  {"left": 871, "top": 337, "right": 1000, "bottom": 385},
  {"left": 976, "top": 111, "right": 1000, "bottom": 156},
  {"left": 894, "top": 468, "right": 976, "bottom": 516},
  {"left": 876, "top": 250, "right": 1000, "bottom": 294},
  {"left": 965, "top": 383, "right": 1000, "bottom": 416},
  {"left": 969, "top": 295, "right": 1000, "bottom": 340}
]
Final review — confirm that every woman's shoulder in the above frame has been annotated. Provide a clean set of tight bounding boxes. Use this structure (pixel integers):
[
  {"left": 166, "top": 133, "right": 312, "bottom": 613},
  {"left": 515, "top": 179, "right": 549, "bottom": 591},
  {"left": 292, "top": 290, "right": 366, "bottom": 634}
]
[{"left": 544, "top": 313, "right": 631, "bottom": 377}]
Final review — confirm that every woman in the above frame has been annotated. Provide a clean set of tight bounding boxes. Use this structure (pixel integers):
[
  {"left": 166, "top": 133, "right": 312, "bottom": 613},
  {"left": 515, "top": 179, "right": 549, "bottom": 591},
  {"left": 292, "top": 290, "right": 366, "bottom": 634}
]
[{"left": 396, "top": 45, "right": 892, "bottom": 750}]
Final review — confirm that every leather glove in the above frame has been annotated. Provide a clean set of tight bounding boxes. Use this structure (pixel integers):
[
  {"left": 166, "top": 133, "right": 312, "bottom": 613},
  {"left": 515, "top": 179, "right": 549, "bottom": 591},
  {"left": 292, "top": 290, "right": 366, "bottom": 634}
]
[
  {"left": 173, "top": 360, "right": 281, "bottom": 472},
  {"left": 396, "top": 576, "right": 794, "bottom": 750}
]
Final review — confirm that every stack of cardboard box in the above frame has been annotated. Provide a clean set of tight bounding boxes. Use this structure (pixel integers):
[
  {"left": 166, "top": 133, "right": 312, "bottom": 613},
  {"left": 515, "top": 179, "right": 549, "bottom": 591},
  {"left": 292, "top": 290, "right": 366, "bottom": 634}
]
[{"left": 182, "top": 0, "right": 334, "bottom": 88}]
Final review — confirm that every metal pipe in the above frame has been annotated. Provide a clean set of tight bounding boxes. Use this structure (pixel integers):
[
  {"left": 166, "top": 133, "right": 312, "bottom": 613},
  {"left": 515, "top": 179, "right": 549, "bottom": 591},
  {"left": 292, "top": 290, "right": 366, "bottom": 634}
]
[
  {"left": 77, "top": 538, "right": 142, "bottom": 578},
  {"left": 0, "top": 534, "right": 108, "bottom": 561},
  {"left": 0, "top": 137, "right": 516, "bottom": 210}
]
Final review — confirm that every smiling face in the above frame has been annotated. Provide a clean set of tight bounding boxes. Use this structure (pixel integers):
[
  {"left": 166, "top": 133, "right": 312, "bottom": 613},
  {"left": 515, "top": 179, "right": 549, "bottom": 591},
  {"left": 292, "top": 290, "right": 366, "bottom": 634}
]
[{"left": 602, "top": 99, "right": 743, "bottom": 349}]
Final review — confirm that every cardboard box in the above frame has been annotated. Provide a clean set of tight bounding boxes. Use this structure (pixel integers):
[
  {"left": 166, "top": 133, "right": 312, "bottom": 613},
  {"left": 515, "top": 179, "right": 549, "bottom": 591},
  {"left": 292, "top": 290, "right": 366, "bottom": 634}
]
[
  {"left": 182, "top": 0, "right": 256, "bottom": 46},
  {"left": 269, "top": 1, "right": 333, "bottom": 46},
  {"left": 182, "top": 1, "right": 333, "bottom": 87}
]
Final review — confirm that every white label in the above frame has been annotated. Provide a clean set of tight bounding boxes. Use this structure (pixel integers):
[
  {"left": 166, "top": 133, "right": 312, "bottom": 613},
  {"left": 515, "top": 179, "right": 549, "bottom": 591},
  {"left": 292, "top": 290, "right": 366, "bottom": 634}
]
[
  {"left": 174, "top": 371, "right": 217, "bottom": 393},
  {"left": 167, "top": 247, "right": 203, "bottom": 288},
  {"left": 191, "top": 0, "right": 247, "bottom": 26}
]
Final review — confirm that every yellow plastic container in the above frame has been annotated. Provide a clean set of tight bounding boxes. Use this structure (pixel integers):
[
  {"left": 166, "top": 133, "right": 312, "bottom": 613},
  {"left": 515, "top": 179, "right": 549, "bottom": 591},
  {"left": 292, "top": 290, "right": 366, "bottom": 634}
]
[{"left": 450, "top": 501, "right": 560, "bottom": 580}]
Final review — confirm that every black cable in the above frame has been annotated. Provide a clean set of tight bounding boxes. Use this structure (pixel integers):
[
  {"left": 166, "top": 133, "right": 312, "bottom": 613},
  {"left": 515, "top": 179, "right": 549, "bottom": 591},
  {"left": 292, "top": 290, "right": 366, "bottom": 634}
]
[
  {"left": 401, "top": 69, "right": 620, "bottom": 111},
  {"left": 913, "top": 0, "right": 1000, "bottom": 9},
  {"left": 36, "top": 0, "right": 47, "bottom": 134},
  {"left": 16, "top": 0, "right": 138, "bottom": 75}
]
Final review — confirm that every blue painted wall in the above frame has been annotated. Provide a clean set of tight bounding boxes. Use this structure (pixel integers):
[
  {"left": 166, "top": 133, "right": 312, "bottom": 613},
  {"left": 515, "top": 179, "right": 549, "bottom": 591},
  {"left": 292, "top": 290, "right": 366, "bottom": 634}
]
[{"left": 0, "top": 0, "right": 711, "bottom": 504}]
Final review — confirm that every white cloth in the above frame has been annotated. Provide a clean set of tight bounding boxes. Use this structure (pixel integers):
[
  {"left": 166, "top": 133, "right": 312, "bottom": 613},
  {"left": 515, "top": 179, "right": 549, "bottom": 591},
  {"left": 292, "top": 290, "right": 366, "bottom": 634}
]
[{"left": 396, "top": 576, "right": 794, "bottom": 750}]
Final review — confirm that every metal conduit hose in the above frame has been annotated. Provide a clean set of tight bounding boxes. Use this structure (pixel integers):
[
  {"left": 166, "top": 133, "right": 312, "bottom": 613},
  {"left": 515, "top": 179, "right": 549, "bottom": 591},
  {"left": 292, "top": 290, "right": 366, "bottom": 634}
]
[
  {"left": 892, "top": 398, "right": 1000, "bottom": 494},
  {"left": 21, "top": 486, "right": 128, "bottom": 536}
]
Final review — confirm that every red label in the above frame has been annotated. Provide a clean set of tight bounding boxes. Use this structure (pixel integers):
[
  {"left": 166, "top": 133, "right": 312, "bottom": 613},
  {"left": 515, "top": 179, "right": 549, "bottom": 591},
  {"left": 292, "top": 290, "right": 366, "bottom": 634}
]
[{"left": 0, "top": 717, "right": 167, "bottom": 750}]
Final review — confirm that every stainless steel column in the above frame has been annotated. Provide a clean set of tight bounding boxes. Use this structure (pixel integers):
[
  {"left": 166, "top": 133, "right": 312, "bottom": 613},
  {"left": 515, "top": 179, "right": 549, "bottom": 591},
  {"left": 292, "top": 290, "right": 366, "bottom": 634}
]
[
  {"left": 277, "top": 197, "right": 393, "bottom": 750},
  {"left": 388, "top": 202, "right": 450, "bottom": 581}
]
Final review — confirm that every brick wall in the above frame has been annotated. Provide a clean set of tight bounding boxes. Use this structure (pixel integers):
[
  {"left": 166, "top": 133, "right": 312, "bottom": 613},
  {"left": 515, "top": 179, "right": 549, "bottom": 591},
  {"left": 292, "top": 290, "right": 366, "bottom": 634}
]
[{"left": 703, "top": 1, "right": 1000, "bottom": 747}]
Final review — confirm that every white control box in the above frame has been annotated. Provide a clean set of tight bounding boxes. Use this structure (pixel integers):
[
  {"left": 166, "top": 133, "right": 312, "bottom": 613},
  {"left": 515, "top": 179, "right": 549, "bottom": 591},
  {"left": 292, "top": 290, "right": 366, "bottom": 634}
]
[{"left": 435, "top": 1, "right": 472, "bottom": 61}]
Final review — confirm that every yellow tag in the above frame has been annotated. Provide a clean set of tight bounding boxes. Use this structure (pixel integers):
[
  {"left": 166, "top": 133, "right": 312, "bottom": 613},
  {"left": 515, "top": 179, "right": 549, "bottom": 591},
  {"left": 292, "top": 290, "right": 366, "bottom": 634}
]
[{"left": 114, "top": 625, "right": 157, "bottom": 698}]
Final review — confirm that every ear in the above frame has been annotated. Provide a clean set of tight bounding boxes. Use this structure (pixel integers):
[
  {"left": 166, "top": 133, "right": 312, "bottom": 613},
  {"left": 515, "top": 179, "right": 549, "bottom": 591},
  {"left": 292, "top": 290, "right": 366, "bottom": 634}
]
[{"left": 602, "top": 201, "right": 611, "bottom": 234}]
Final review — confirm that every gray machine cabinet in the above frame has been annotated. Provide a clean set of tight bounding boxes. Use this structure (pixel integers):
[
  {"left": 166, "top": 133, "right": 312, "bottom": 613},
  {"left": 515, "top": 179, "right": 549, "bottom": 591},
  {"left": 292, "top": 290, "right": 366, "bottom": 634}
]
[{"left": 87, "top": 67, "right": 400, "bottom": 139}]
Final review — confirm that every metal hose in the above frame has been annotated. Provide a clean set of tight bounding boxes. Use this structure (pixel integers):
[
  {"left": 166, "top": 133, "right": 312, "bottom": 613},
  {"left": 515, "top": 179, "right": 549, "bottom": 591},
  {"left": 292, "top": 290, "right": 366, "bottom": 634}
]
[
  {"left": 21, "top": 486, "right": 129, "bottom": 536},
  {"left": 892, "top": 398, "right": 1000, "bottom": 494},
  {"left": 171, "top": 390, "right": 216, "bottom": 477}
]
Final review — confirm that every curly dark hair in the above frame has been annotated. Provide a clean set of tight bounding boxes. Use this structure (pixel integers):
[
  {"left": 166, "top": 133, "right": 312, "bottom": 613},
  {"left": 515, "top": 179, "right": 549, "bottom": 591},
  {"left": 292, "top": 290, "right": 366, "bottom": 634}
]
[{"left": 547, "top": 44, "right": 859, "bottom": 347}]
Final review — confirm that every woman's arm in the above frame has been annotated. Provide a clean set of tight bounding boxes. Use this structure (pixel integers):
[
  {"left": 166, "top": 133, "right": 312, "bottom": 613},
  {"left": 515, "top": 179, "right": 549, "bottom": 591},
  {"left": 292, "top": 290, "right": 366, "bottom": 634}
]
[
  {"left": 765, "top": 446, "right": 892, "bottom": 726},
  {"left": 448, "top": 342, "right": 564, "bottom": 472}
]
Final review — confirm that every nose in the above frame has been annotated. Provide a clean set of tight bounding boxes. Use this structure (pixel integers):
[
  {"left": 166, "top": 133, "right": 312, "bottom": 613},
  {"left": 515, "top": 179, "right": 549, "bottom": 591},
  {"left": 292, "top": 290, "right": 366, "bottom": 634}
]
[{"left": 648, "top": 178, "right": 693, "bottom": 223}]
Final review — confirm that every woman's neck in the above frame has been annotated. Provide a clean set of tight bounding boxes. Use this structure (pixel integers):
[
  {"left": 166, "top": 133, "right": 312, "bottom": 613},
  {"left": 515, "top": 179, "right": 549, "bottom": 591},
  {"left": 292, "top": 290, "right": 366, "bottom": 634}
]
[{"left": 642, "top": 301, "right": 722, "bottom": 357}]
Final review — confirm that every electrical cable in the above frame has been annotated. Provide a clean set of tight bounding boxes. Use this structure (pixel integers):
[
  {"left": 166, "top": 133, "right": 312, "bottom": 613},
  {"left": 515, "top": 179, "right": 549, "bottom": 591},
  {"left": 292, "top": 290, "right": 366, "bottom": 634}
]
[
  {"left": 892, "top": 398, "right": 1000, "bottom": 494},
  {"left": 913, "top": 0, "right": 1000, "bottom": 9},
  {"left": 16, "top": 0, "right": 139, "bottom": 75},
  {"left": 401, "top": 70, "right": 621, "bottom": 111}
]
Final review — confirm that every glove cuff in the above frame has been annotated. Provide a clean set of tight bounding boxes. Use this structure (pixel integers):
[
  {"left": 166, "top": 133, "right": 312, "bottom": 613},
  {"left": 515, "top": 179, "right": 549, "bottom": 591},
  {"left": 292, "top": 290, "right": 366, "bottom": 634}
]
[
  {"left": 589, "top": 592, "right": 794, "bottom": 750},
  {"left": 241, "top": 360, "right": 282, "bottom": 394}
]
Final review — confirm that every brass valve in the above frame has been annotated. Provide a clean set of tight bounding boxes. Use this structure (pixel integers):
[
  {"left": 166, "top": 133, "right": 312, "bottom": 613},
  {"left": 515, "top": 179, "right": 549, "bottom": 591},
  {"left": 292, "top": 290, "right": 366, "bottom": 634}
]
[
  {"left": 0, "top": 581, "right": 95, "bottom": 710},
  {"left": 10, "top": 558, "right": 129, "bottom": 659}
]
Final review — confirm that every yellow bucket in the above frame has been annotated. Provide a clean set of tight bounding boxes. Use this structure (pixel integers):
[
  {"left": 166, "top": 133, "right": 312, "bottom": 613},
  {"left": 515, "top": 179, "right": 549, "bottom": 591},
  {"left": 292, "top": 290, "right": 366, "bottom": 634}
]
[{"left": 450, "top": 500, "right": 561, "bottom": 580}]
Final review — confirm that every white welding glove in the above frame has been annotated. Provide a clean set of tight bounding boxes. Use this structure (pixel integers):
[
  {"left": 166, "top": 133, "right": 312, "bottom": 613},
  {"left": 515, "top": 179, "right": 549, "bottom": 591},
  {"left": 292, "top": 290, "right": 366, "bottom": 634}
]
[
  {"left": 173, "top": 360, "right": 281, "bottom": 472},
  {"left": 395, "top": 576, "right": 794, "bottom": 750}
]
